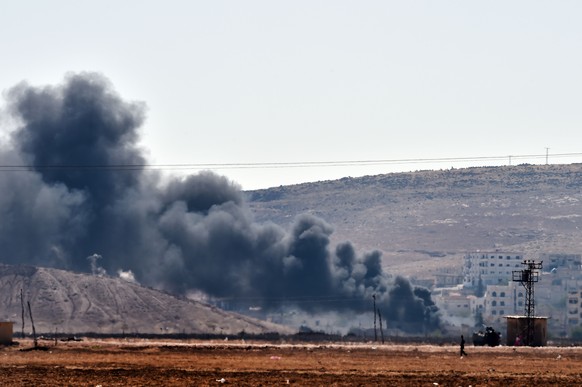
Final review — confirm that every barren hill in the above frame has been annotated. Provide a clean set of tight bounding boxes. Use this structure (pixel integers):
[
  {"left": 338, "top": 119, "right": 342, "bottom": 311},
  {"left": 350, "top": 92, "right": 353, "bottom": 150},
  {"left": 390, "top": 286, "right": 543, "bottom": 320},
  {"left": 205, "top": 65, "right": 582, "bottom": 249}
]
[
  {"left": 0, "top": 264, "right": 292, "bottom": 335},
  {"left": 247, "top": 164, "right": 582, "bottom": 278}
]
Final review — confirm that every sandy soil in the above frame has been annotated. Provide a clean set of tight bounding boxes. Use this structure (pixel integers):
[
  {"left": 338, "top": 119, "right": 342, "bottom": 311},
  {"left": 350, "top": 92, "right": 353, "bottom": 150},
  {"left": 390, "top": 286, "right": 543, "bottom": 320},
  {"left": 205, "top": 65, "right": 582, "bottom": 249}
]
[{"left": 2, "top": 339, "right": 582, "bottom": 386}]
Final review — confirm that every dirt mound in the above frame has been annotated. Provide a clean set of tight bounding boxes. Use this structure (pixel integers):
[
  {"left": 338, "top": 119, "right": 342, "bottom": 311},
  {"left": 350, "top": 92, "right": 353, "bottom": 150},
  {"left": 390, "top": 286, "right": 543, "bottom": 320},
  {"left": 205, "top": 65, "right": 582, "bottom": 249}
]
[{"left": 0, "top": 264, "right": 292, "bottom": 335}]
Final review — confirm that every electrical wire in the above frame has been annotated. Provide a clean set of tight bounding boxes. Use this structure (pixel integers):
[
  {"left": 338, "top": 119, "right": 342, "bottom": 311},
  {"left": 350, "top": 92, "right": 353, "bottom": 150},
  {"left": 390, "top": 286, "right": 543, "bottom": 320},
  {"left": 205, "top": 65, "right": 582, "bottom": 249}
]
[{"left": 0, "top": 152, "right": 580, "bottom": 171}]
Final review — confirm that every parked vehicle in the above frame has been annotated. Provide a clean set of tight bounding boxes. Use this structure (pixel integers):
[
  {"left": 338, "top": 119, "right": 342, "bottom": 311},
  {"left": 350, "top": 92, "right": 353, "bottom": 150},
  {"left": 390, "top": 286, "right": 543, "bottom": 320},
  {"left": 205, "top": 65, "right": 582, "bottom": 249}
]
[{"left": 472, "top": 326, "right": 501, "bottom": 346}]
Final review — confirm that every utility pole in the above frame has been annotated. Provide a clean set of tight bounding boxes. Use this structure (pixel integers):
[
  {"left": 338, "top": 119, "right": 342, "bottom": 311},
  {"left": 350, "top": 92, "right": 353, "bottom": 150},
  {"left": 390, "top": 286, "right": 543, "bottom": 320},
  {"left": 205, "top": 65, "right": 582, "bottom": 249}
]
[
  {"left": 27, "top": 301, "right": 37, "bottom": 348},
  {"left": 20, "top": 289, "right": 25, "bottom": 339},
  {"left": 378, "top": 309, "right": 385, "bottom": 344},
  {"left": 372, "top": 294, "right": 377, "bottom": 342}
]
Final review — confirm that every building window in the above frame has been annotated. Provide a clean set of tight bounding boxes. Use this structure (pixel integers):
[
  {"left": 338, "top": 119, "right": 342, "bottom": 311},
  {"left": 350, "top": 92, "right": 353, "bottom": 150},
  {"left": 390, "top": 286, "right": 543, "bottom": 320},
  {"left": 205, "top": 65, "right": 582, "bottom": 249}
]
[
  {"left": 492, "top": 310, "right": 497, "bottom": 315},
  {"left": 492, "top": 291, "right": 497, "bottom": 297},
  {"left": 500, "top": 292, "right": 505, "bottom": 297},
  {"left": 492, "top": 300, "right": 497, "bottom": 306},
  {"left": 500, "top": 301, "right": 505, "bottom": 306},
  {"left": 500, "top": 310, "right": 504, "bottom": 315}
]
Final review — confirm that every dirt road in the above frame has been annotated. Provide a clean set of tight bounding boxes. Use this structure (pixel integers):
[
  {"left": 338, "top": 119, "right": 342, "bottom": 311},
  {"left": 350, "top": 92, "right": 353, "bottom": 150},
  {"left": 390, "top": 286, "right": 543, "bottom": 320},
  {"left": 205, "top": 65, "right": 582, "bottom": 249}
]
[{"left": 2, "top": 339, "right": 582, "bottom": 386}]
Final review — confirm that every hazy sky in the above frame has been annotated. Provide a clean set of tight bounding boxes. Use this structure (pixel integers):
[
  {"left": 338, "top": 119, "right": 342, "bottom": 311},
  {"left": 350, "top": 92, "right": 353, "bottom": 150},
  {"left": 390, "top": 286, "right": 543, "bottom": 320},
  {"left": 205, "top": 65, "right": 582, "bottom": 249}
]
[{"left": 1, "top": 1, "right": 581, "bottom": 189}]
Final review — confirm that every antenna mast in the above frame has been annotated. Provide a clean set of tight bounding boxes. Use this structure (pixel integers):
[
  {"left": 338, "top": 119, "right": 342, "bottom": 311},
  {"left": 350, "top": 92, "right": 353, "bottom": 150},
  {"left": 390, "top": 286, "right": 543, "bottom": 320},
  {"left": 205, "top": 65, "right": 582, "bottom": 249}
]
[{"left": 512, "top": 260, "right": 542, "bottom": 346}]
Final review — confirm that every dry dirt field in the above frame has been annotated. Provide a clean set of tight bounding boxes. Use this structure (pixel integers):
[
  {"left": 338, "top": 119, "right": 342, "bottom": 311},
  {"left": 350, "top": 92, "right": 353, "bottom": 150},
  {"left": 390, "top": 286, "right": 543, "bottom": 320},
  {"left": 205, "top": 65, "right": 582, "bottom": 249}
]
[{"left": 2, "top": 339, "right": 582, "bottom": 386}]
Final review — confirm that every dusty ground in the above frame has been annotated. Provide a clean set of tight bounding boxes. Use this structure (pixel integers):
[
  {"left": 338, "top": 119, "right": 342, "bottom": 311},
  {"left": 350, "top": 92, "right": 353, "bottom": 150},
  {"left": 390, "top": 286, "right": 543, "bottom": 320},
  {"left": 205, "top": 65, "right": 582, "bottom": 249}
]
[{"left": 2, "top": 339, "right": 582, "bottom": 386}]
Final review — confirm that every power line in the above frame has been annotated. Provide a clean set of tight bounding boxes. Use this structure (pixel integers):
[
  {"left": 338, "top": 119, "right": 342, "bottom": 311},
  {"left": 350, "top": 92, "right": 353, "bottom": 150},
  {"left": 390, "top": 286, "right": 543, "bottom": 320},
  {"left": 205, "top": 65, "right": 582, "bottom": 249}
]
[{"left": 0, "top": 152, "right": 580, "bottom": 172}]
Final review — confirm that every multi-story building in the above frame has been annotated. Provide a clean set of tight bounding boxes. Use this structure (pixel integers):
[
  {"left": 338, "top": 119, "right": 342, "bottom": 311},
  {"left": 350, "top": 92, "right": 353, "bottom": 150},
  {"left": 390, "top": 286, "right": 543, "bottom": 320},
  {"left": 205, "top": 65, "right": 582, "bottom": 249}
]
[
  {"left": 566, "top": 287, "right": 580, "bottom": 327},
  {"left": 467, "top": 295, "right": 484, "bottom": 319},
  {"left": 541, "top": 253, "right": 582, "bottom": 272},
  {"left": 456, "top": 251, "right": 582, "bottom": 337},
  {"left": 482, "top": 283, "right": 525, "bottom": 326},
  {"left": 434, "top": 272, "right": 464, "bottom": 288},
  {"left": 562, "top": 279, "right": 582, "bottom": 332},
  {"left": 434, "top": 290, "right": 471, "bottom": 318},
  {"left": 463, "top": 251, "right": 524, "bottom": 290}
]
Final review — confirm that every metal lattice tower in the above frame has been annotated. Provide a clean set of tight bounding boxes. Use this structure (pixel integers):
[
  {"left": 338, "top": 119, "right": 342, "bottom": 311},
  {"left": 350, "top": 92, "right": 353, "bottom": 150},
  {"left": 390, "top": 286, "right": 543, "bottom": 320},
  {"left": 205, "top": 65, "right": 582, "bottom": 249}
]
[{"left": 512, "top": 260, "right": 542, "bottom": 346}]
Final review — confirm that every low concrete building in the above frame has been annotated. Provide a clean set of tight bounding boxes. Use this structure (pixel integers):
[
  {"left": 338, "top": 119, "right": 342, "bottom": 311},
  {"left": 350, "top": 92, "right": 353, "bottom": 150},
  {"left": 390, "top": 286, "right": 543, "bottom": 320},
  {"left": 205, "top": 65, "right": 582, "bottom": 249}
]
[
  {"left": 505, "top": 316, "right": 548, "bottom": 346},
  {"left": 0, "top": 322, "right": 14, "bottom": 345}
]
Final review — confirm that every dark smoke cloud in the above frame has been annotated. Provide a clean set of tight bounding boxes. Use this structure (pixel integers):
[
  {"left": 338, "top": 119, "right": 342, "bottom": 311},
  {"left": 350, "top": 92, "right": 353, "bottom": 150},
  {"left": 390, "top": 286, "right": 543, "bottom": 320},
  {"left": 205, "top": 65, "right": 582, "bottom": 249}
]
[
  {"left": 10, "top": 73, "right": 146, "bottom": 203},
  {"left": 0, "top": 73, "right": 440, "bottom": 333}
]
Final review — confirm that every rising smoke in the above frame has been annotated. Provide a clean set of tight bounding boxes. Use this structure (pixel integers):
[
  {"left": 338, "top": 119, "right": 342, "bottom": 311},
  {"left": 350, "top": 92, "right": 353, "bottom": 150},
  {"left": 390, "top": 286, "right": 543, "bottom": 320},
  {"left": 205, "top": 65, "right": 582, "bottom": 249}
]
[{"left": 0, "top": 73, "right": 440, "bottom": 333}]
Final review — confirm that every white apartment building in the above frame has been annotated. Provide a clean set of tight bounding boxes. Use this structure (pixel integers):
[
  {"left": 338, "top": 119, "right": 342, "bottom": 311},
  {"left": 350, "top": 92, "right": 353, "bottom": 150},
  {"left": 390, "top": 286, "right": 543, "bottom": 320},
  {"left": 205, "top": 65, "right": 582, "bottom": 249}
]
[
  {"left": 564, "top": 280, "right": 582, "bottom": 329},
  {"left": 566, "top": 288, "right": 580, "bottom": 326},
  {"left": 482, "top": 283, "right": 525, "bottom": 326},
  {"left": 434, "top": 291, "right": 471, "bottom": 318},
  {"left": 467, "top": 295, "right": 484, "bottom": 317},
  {"left": 540, "top": 253, "right": 582, "bottom": 272},
  {"left": 464, "top": 252, "right": 524, "bottom": 289}
]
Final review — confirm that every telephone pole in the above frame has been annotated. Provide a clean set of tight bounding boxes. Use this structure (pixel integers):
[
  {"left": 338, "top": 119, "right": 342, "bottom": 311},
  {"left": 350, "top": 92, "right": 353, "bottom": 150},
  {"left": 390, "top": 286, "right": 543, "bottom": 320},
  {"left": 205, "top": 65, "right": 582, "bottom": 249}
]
[
  {"left": 372, "top": 294, "right": 377, "bottom": 342},
  {"left": 378, "top": 309, "right": 385, "bottom": 344}
]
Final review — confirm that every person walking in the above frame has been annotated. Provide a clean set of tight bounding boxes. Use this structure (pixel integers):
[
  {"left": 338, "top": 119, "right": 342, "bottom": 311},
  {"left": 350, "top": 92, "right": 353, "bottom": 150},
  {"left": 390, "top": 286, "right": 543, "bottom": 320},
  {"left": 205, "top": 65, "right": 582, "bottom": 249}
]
[{"left": 460, "top": 335, "right": 468, "bottom": 357}]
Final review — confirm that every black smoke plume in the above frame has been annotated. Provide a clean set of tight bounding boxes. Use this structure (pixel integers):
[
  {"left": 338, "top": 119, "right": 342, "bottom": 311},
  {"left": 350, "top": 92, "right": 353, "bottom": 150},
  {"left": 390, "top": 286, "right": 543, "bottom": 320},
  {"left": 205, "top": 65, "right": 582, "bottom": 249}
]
[{"left": 0, "top": 73, "right": 440, "bottom": 333}]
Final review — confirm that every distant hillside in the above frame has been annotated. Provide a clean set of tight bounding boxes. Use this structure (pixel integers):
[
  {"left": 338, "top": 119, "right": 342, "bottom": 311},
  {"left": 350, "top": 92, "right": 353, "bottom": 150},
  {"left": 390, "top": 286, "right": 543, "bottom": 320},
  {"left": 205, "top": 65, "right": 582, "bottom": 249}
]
[
  {"left": 247, "top": 164, "right": 582, "bottom": 278},
  {"left": 0, "top": 264, "right": 292, "bottom": 335}
]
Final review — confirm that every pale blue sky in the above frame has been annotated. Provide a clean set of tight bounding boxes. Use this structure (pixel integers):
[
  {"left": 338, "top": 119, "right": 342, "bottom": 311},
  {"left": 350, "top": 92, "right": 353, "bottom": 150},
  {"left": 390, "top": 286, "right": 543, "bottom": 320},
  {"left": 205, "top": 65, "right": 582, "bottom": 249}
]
[{"left": 1, "top": 1, "right": 581, "bottom": 189}]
